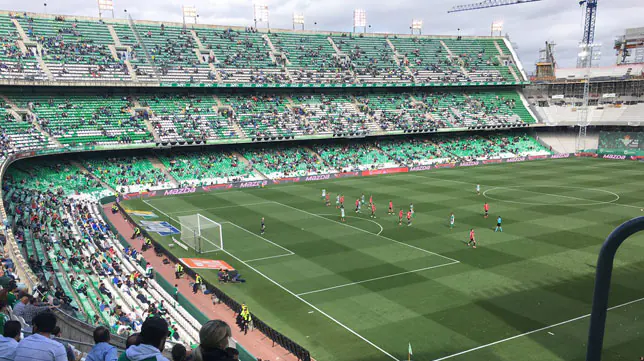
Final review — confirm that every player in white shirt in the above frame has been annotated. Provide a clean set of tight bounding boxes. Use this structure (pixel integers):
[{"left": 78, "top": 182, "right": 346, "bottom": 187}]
[
  {"left": 322, "top": 189, "right": 326, "bottom": 199},
  {"left": 336, "top": 194, "right": 340, "bottom": 208},
  {"left": 476, "top": 184, "right": 481, "bottom": 195},
  {"left": 340, "top": 205, "right": 346, "bottom": 222}
]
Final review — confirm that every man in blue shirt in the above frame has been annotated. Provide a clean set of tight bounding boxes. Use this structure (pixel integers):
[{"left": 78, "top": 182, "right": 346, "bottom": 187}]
[
  {"left": 86, "top": 326, "right": 118, "bottom": 361},
  {"left": 495, "top": 216, "right": 503, "bottom": 232},
  {"left": 0, "top": 321, "right": 21, "bottom": 361},
  {"left": 13, "top": 312, "right": 67, "bottom": 361}
]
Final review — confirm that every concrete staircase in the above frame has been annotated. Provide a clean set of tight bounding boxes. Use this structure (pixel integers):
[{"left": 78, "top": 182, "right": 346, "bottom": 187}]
[
  {"left": 508, "top": 65, "right": 521, "bottom": 82},
  {"left": 208, "top": 63, "right": 223, "bottom": 83},
  {"left": 212, "top": 95, "right": 224, "bottom": 107},
  {"left": 107, "top": 25, "right": 122, "bottom": 46},
  {"left": 232, "top": 151, "right": 268, "bottom": 180},
  {"left": 0, "top": 95, "right": 61, "bottom": 147},
  {"left": 230, "top": 121, "right": 247, "bottom": 140},
  {"left": 108, "top": 45, "right": 120, "bottom": 61},
  {"left": 71, "top": 160, "right": 117, "bottom": 194},
  {"left": 439, "top": 40, "right": 469, "bottom": 80},
  {"left": 494, "top": 41, "right": 505, "bottom": 56},
  {"left": 125, "top": 60, "right": 138, "bottom": 82},
  {"left": 131, "top": 99, "right": 160, "bottom": 142},
  {"left": 16, "top": 40, "right": 28, "bottom": 54},
  {"left": 35, "top": 55, "right": 54, "bottom": 81},
  {"left": 327, "top": 37, "right": 342, "bottom": 54},
  {"left": 304, "top": 146, "right": 334, "bottom": 171},
  {"left": 147, "top": 155, "right": 179, "bottom": 187},
  {"left": 190, "top": 30, "right": 205, "bottom": 49},
  {"left": 11, "top": 19, "right": 28, "bottom": 41}
]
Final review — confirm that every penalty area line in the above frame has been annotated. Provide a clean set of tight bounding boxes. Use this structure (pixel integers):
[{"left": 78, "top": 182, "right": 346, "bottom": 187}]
[
  {"left": 297, "top": 260, "right": 459, "bottom": 296},
  {"left": 430, "top": 295, "right": 644, "bottom": 361},
  {"left": 243, "top": 253, "right": 295, "bottom": 263}
]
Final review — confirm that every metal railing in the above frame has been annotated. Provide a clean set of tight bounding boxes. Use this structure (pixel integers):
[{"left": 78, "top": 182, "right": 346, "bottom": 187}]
[
  {"left": 586, "top": 216, "right": 644, "bottom": 361},
  {"left": 127, "top": 14, "right": 162, "bottom": 82}
]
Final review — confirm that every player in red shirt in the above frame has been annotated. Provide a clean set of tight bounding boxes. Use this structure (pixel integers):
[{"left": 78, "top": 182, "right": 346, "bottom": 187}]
[
  {"left": 355, "top": 198, "right": 361, "bottom": 213},
  {"left": 388, "top": 200, "right": 394, "bottom": 215},
  {"left": 340, "top": 195, "right": 345, "bottom": 207},
  {"left": 370, "top": 203, "right": 376, "bottom": 218},
  {"left": 407, "top": 210, "right": 412, "bottom": 226},
  {"left": 484, "top": 203, "right": 489, "bottom": 218},
  {"left": 325, "top": 194, "right": 330, "bottom": 207},
  {"left": 467, "top": 229, "right": 477, "bottom": 248},
  {"left": 398, "top": 209, "right": 403, "bottom": 225},
  {"left": 369, "top": 194, "right": 373, "bottom": 206}
]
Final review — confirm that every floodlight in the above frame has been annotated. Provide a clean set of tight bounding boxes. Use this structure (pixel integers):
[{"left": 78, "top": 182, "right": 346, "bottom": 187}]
[
  {"left": 97, "top": 0, "right": 114, "bottom": 18},
  {"left": 293, "top": 13, "right": 304, "bottom": 29},
  {"left": 353, "top": 9, "right": 367, "bottom": 32}
]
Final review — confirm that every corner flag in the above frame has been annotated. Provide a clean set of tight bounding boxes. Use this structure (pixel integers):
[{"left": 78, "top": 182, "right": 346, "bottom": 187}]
[{"left": 408, "top": 342, "right": 413, "bottom": 361}]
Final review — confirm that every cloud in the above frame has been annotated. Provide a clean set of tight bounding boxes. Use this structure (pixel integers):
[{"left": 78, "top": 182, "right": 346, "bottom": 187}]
[{"left": 17, "top": 0, "right": 643, "bottom": 70}]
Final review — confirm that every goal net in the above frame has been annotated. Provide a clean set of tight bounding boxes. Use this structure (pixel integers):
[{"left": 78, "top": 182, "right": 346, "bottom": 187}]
[{"left": 177, "top": 214, "right": 223, "bottom": 253}]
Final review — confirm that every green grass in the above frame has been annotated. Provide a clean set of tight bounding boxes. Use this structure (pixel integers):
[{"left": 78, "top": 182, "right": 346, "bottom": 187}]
[{"left": 122, "top": 157, "right": 644, "bottom": 361}]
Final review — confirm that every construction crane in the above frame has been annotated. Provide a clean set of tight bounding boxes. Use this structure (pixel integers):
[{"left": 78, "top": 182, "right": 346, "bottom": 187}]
[
  {"left": 576, "top": 0, "right": 598, "bottom": 68},
  {"left": 447, "top": 0, "right": 542, "bottom": 13},
  {"left": 575, "top": 0, "right": 599, "bottom": 152}
]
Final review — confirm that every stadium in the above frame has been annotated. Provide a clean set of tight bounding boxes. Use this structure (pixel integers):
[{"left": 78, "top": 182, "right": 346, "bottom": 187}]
[{"left": 0, "top": 1, "right": 642, "bottom": 361}]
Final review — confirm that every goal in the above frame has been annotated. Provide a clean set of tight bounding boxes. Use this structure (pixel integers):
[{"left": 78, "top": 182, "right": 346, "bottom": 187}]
[{"left": 177, "top": 214, "right": 223, "bottom": 253}]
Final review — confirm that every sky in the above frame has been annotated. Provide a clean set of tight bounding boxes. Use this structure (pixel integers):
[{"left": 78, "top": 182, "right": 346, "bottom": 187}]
[{"left": 8, "top": 0, "right": 644, "bottom": 72}]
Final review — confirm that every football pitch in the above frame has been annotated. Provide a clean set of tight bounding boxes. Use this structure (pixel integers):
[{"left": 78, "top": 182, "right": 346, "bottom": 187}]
[{"left": 122, "top": 157, "right": 644, "bottom": 361}]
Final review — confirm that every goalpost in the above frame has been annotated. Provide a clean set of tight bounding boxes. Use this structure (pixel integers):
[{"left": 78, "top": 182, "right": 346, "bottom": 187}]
[{"left": 177, "top": 214, "right": 223, "bottom": 253}]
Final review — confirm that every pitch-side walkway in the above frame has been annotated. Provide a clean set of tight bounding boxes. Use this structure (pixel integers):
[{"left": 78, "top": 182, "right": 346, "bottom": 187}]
[{"left": 104, "top": 203, "right": 300, "bottom": 361}]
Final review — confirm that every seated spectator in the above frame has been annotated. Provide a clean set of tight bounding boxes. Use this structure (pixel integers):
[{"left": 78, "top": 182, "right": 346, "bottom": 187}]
[
  {"left": 118, "top": 317, "right": 169, "bottom": 361},
  {"left": 11, "top": 295, "right": 29, "bottom": 323},
  {"left": 13, "top": 312, "right": 67, "bottom": 361},
  {"left": 193, "top": 320, "right": 234, "bottom": 361},
  {"left": 217, "top": 270, "right": 229, "bottom": 283},
  {"left": 225, "top": 348, "right": 239, "bottom": 361},
  {"left": 124, "top": 333, "right": 141, "bottom": 350},
  {"left": 99, "top": 283, "right": 112, "bottom": 299},
  {"left": 86, "top": 326, "right": 117, "bottom": 361},
  {"left": 0, "top": 320, "right": 21, "bottom": 361},
  {"left": 171, "top": 344, "right": 186, "bottom": 361},
  {"left": 52, "top": 326, "right": 76, "bottom": 361}
]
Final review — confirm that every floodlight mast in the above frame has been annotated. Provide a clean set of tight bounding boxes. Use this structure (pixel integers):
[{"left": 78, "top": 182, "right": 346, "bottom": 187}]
[
  {"left": 491, "top": 21, "right": 503, "bottom": 36},
  {"left": 254, "top": 3, "right": 270, "bottom": 29},
  {"left": 411, "top": 19, "right": 423, "bottom": 35},
  {"left": 293, "top": 13, "right": 304, "bottom": 30},
  {"left": 182, "top": 5, "right": 198, "bottom": 27},
  {"left": 447, "top": 0, "right": 542, "bottom": 13},
  {"left": 353, "top": 9, "right": 367, "bottom": 34},
  {"left": 97, "top": 0, "right": 114, "bottom": 19}
]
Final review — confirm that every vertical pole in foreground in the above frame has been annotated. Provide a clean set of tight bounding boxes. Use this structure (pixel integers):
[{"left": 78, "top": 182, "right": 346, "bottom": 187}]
[
  {"left": 197, "top": 214, "right": 202, "bottom": 254},
  {"left": 586, "top": 216, "right": 644, "bottom": 361},
  {"left": 219, "top": 223, "right": 224, "bottom": 251}
]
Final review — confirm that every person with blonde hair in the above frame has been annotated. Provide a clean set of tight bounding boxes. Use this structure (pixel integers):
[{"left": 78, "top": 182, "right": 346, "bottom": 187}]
[{"left": 193, "top": 320, "right": 234, "bottom": 361}]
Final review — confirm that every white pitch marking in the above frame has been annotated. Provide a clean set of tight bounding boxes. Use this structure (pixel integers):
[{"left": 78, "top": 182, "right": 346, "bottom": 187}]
[
  {"left": 297, "top": 261, "right": 459, "bottom": 296},
  {"left": 316, "top": 213, "right": 385, "bottom": 235},
  {"left": 271, "top": 200, "right": 460, "bottom": 264},
  {"left": 243, "top": 253, "right": 295, "bottom": 263},
  {"left": 482, "top": 186, "right": 620, "bottom": 207},
  {"left": 142, "top": 199, "right": 222, "bottom": 251},
  {"left": 220, "top": 221, "right": 295, "bottom": 256},
  {"left": 430, "top": 296, "right": 644, "bottom": 361},
  {"left": 404, "top": 173, "right": 643, "bottom": 209},
  {"left": 167, "top": 201, "right": 274, "bottom": 215},
  {"left": 140, "top": 199, "right": 400, "bottom": 361}
]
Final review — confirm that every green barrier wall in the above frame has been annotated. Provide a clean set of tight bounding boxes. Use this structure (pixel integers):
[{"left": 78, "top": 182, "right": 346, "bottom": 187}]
[{"left": 598, "top": 131, "right": 644, "bottom": 156}]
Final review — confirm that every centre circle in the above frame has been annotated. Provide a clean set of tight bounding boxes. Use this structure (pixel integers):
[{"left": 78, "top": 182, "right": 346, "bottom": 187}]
[{"left": 482, "top": 185, "right": 620, "bottom": 206}]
